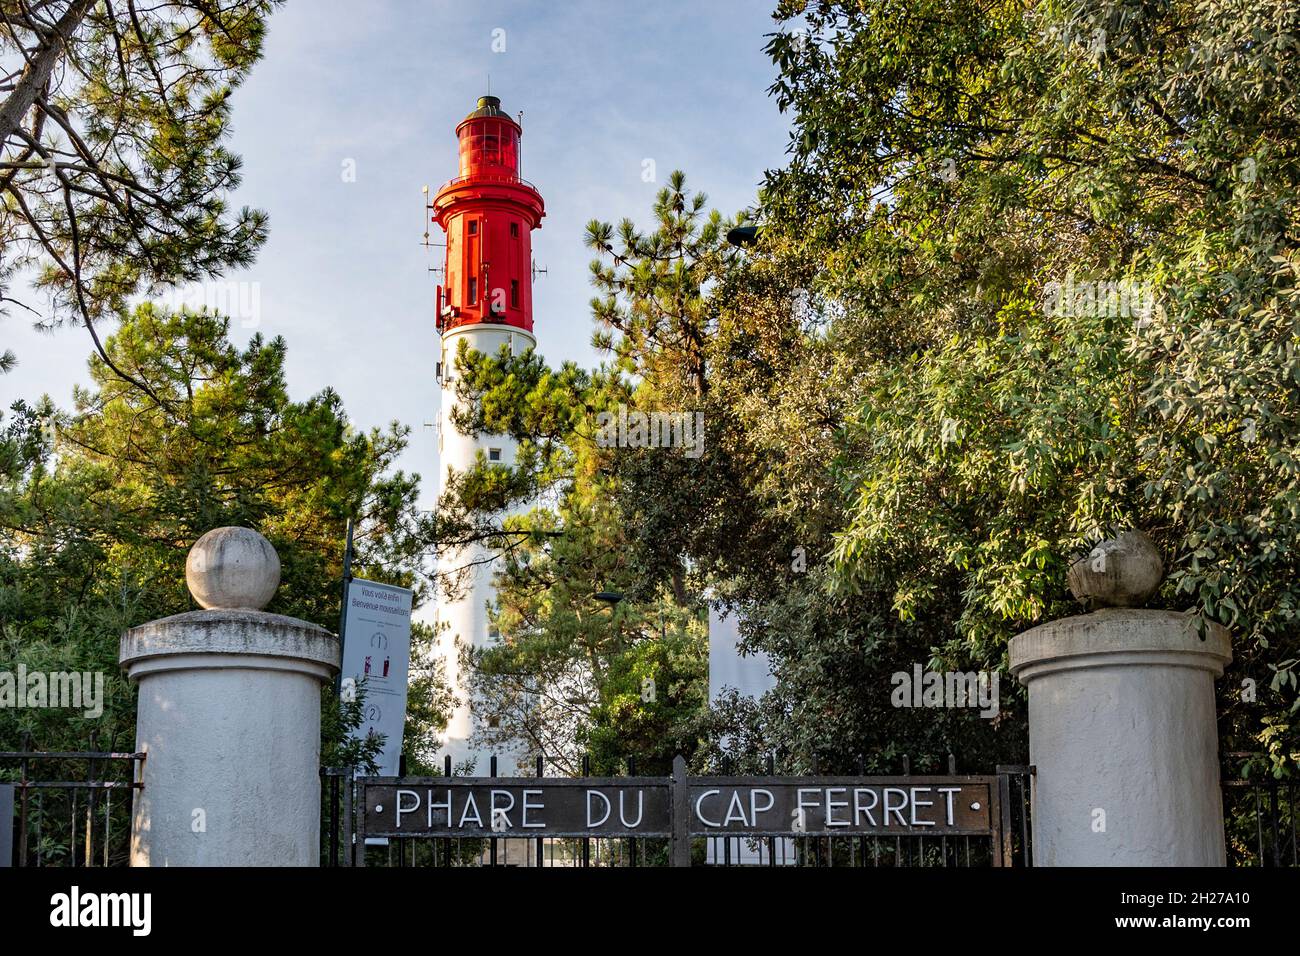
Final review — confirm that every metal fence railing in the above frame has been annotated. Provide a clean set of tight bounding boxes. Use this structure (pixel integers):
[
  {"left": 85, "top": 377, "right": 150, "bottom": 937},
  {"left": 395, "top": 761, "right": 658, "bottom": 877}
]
[
  {"left": 9, "top": 736, "right": 1290, "bottom": 868},
  {"left": 0, "top": 732, "right": 144, "bottom": 867},
  {"left": 1223, "top": 775, "right": 1297, "bottom": 867}
]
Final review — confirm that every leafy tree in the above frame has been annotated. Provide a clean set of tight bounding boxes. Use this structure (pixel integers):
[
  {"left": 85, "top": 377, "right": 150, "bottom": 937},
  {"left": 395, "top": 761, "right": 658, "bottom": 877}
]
[
  {"left": 585, "top": 170, "right": 742, "bottom": 398},
  {"left": 0, "top": 0, "right": 277, "bottom": 396},
  {"left": 436, "top": 168, "right": 1019, "bottom": 776},
  {"left": 0, "top": 303, "right": 448, "bottom": 768},
  {"left": 467, "top": 448, "right": 708, "bottom": 776},
  {"left": 437, "top": 0, "right": 1300, "bottom": 793},
  {"left": 761, "top": 0, "right": 1300, "bottom": 773},
  {"left": 435, "top": 333, "right": 709, "bottom": 775}
]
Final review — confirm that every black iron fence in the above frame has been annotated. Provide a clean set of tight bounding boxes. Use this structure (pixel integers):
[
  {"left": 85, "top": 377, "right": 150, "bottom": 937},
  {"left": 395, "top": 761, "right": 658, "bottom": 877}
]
[
  {"left": 9, "top": 737, "right": 1289, "bottom": 868},
  {"left": 323, "top": 753, "right": 1034, "bottom": 868},
  {"left": 1222, "top": 778, "right": 1297, "bottom": 867},
  {"left": 0, "top": 732, "right": 144, "bottom": 867}
]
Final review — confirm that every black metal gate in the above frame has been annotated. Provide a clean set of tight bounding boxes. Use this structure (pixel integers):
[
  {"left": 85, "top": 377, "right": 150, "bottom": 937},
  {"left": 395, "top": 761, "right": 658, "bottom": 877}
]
[{"left": 325, "top": 757, "right": 1034, "bottom": 868}]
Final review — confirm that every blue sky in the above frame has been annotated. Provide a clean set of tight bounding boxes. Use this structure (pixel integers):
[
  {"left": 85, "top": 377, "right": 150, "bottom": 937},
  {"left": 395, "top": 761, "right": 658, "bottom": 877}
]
[{"left": 1, "top": 0, "right": 793, "bottom": 508}]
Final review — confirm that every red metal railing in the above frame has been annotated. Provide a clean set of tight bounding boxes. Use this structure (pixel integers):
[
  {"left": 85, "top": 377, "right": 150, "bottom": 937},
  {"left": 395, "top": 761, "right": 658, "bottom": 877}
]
[{"left": 435, "top": 172, "right": 539, "bottom": 192}]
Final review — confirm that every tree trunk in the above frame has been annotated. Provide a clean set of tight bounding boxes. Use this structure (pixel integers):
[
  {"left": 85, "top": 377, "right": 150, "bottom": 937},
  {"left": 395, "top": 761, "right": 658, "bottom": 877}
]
[{"left": 0, "top": 0, "right": 96, "bottom": 146}]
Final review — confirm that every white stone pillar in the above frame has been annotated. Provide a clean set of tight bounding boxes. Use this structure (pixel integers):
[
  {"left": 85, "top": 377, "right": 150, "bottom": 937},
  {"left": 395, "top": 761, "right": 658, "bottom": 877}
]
[
  {"left": 1009, "top": 608, "right": 1231, "bottom": 866},
  {"left": 120, "top": 527, "right": 339, "bottom": 866}
]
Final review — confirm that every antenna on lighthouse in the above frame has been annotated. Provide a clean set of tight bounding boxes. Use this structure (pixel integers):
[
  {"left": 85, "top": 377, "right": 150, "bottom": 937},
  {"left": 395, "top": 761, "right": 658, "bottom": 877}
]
[
  {"left": 421, "top": 185, "right": 430, "bottom": 245},
  {"left": 421, "top": 185, "right": 446, "bottom": 277}
]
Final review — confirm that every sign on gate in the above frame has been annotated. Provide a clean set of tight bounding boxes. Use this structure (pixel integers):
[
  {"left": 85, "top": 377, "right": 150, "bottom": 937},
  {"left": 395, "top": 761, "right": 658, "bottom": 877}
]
[
  {"left": 363, "top": 778, "right": 673, "bottom": 838},
  {"left": 355, "top": 757, "right": 1008, "bottom": 864},
  {"left": 686, "top": 777, "right": 993, "bottom": 834}
]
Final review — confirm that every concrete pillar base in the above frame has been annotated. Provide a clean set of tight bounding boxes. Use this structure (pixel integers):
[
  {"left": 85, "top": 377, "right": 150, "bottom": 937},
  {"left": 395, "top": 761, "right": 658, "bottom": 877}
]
[
  {"left": 1009, "top": 608, "right": 1231, "bottom": 866},
  {"left": 121, "top": 609, "right": 339, "bottom": 866}
]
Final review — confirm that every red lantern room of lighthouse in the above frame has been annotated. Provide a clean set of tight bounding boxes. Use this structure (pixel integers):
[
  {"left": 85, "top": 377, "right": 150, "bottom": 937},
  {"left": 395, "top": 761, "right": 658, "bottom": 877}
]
[{"left": 432, "top": 95, "right": 545, "bottom": 339}]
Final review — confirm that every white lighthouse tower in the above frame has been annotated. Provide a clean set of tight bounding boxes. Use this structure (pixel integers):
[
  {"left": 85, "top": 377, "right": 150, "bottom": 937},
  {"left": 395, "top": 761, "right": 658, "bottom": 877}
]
[{"left": 430, "top": 95, "right": 545, "bottom": 774}]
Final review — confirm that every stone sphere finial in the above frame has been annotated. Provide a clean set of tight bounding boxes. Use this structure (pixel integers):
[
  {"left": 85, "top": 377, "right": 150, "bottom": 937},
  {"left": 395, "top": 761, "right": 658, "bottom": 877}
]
[
  {"left": 186, "top": 527, "right": 281, "bottom": 610},
  {"left": 1068, "top": 529, "right": 1164, "bottom": 608}
]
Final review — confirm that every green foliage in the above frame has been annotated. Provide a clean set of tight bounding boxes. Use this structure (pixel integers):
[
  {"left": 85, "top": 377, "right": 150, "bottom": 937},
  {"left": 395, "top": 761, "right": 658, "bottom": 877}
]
[
  {"left": 0, "top": 303, "right": 446, "bottom": 762},
  {"left": 1, "top": 2, "right": 277, "bottom": 328},
  {"left": 434, "top": 174, "right": 745, "bottom": 770},
  {"left": 760, "top": 0, "right": 1300, "bottom": 770},
  {"left": 447, "top": 0, "right": 1300, "bottom": 781},
  {"left": 438, "top": 335, "right": 708, "bottom": 774},
  {"left": 584, "top": 169, "right": 745, "bottom": 396}
]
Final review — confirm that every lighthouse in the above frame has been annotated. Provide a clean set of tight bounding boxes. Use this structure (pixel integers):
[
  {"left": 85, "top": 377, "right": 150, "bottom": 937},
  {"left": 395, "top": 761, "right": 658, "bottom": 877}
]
[{"left": 431, "top": 95, "right": 545, "bottom": 773}]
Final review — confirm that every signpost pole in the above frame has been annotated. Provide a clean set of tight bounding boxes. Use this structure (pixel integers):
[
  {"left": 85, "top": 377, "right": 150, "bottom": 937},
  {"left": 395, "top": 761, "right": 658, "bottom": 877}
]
[
  {"left": 334, "top": 518, "right": 355, "bottom": 698},
  {"left": 670, "top": 754, "right": 691, "bottom": 868},
  {"left": 342, "top": 766, "right": 355, "bottom": 868},
  {"left": 535, "top": 755, "right": 544, "bottom": 868},
  {"left": 355, "top": 774, "right": 367, "bottom": 867},
  {"left": 335, "top": 520, "right": 356, "bottom": 869},
  {"left": 489, "top": 755, "right": 498, "bottom": 867},
  {"left": 995, "top": 772, "right": 1014, "bottom": 867}
]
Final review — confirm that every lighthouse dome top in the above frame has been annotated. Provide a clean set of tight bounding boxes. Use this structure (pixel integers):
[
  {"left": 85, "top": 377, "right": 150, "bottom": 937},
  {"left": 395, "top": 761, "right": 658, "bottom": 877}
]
[
  {"left": 458, "top": 94, "right": 521, "bottom": 134},
  {"left": 465, "top": 94, "right": 511, "bottom": 120}
]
